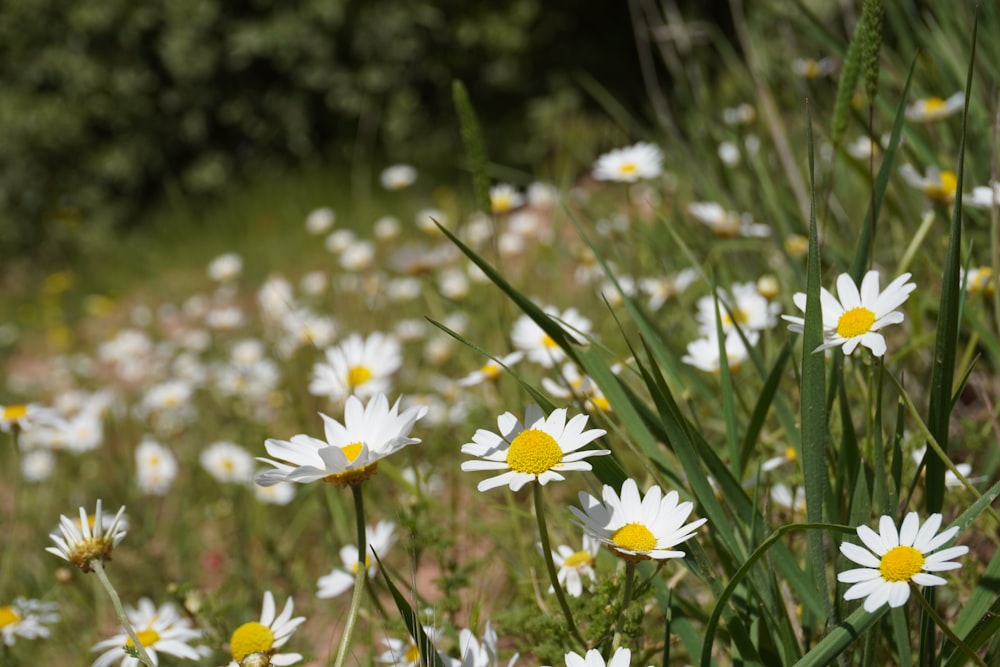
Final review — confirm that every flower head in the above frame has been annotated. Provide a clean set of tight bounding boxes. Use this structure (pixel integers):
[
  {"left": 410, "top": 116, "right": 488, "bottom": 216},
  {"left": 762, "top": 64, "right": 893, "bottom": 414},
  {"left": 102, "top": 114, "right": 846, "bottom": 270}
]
[
  {"left": 838, "top": 512, "right": 968, "bottom": 612},
  {"left": 696, "top": 282, "right": 781, "bottom": 336},
  {"left": 900, "top": 164, "right": 957, "bottom": 204},
  {"left": 308, "top": 332, "right": 402, "bottom": 402},
  {"left": 381, "top": 164, "right": 418, "bottom": 190},
  {"left": 461, "top": 405, "right": 608, "bottom": 492},
  {"left": 457, "top": 351, "right": 524, "bottom": 387},
  {"left": 905, "top": 92, "right": 964, "bottom": 123},
  {"left": 570, "top": 478, "right": 706, "bottom": 562},
  {"left": 682, "top": 330, "right": 758, "bottom": 373},
  {"left": 551, "top": 647, "right": 636, "bottom": 667},
  {"left": 511, "top": 307, "right": 593, "bottom": 369},
  {"left": 46, "top": 499, "right": 128, "bottom": 572},
  {"left": 317, "top": 521, "right": 397, "bottom": 598},
  {"left": 257, "top": 393, "right": 427, "bottom": 487},
  {"left": 377, "top": 627, "right": 445, "bottom": 667},
  {"left": 0, "top": 403, "right": 60, "bottom": 433},
  {"left": 135, "top": 439, "right": 178, "bottom": 495},
  {"left": 228, "top": 591, "right": 305, "bottom": 667},
  {"left": 200, "top": 441, "right": 256, "bottom": 484},
  {"left": 0, "top": 598, "right": 59, "bottom": 646},
  {"left": 490, "top": 183, "right": 524, "bottom": 214},
  {"left": 91, "top": 598, "right": 205, "bottom": 667},
  {"left": 593, "top": 142, "right": 663, "bottom": 183},
  {"left": 547, "top": 534, "right": 600, "bottom": 597},
  {"left": 783, "top": 270, "right": 916, "bottom": 357}
]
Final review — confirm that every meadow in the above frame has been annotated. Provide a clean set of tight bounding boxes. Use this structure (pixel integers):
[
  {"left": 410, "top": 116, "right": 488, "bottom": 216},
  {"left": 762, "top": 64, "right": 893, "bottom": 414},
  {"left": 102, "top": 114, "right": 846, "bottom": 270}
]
[{"left": 2, "top": 2, "right": 1000, "bottom": 666}]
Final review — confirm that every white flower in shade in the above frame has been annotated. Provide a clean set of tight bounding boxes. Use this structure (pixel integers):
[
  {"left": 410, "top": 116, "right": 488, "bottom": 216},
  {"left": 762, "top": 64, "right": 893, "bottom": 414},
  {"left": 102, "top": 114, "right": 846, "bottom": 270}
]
[
  {"left": 0, "top": 597, "right": 59, "bottom": 646},
  {"left": 457, "top": 351, "right": 524, "bottom": 387},
  {"left": 552, "top": 647, "right": 636, "bottom": 667},
  {"left": 91, "top": 598, "right": 205, "bottom": 667},
  {"left": 373, "top": 215, "right": 402, "bottom": 241},
  {"left": 460, "top": 405, "right": 608, "bottom": 492},
  {"left": 511, "top": 307, "right": 593, "bottom": 368},
  {"left": 325, "top": 229, "right": 355, "bottom": 254},
  {"left": 682, "top": 330, "right": 758, "bottom": 373},
  {"left": 905, "top": 92, "right": 964, "bottom": 123},
  {"left": 571, "top": 478, "right": 706, "bottom": 562},
  {"left": 900, "top": 164, "right": 957, "bottom": 204},
  {"left": 547, "top": 534, "right": 600, "bottom": 597},
  {"left": 258, "top": 277, "right": 297, "bottom": 323},
  {"left": 377, "top": 627, "right": 445, "bottom": 667},
  {"left": 305, "top": 207, "right": 336, "bottom": 235},
  {"left": 258, "top": 393, "right": 427, "bottom": 488},
  {"left": 792, "top": 57, "right": 836, "bottom": 78},
  {"left": 490, "top": 183, "right": 524, "bottom": 214},
  {"left": 228, "top": 591, "right": 305, "bottom": 667},
  {"left": 46, "top": 499, "right": 127, "bottom": 572},
  {"left": 687, "top": 202, "right": 770, "bottom": 238},
  {"left": 317, "top": 521, "right": 397, "bottom": 598},
  {"left": 964, "top": 181, "right": 1000, "bottom": 210},
  {"left": 717, "top": 141, "right": 741, "bottom": 166},
  {"left": 207, "top": 253, "right": 243, "bottom": 282},
  {"left": 593, "top": 142, "right": 663, "bottom": 182},
  {"left": 696, "top": 282, "right": 781, "bottom": 336},
  {"left": 783, "top": 270, "right": 916, "bottom": 357},
  {"left": 309, "top": 332, "right": 402, "bottom": 401},
  {"left": 201, "top": 441, "right": 255, "bottom": 484},
  {"left": 380, "top": 164, "right": 418, "bottom": 190},
  {"left": 456, "top": 621, "right": 518, "bottom": 667},
  {"left": 911, "top": 447, "right": 985, "bottom": 488},
  {"left": 838, "top": 512, "right": 968, "bottom": 612},
  {"left": 135, "top": 439, "right": 178, "bottom": 495}
]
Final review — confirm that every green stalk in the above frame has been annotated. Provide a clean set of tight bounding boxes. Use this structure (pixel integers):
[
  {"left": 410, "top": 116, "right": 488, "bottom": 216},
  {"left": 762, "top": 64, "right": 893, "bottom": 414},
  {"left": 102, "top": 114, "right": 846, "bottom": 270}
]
[
  {"left": 611, "top": 561, "right": 638, "bottom": 653},
  {"left": 533, "top": 482, "right": 587, "bottom": 649},
  {"left": 332, "top": 485, "right": 369, "bottom": 667},
  {"left": 91, "top": 558, "right": 155, "bottom": 667},
  {"left": 911, "top": 586, "right": 987, "bottom": 667}
]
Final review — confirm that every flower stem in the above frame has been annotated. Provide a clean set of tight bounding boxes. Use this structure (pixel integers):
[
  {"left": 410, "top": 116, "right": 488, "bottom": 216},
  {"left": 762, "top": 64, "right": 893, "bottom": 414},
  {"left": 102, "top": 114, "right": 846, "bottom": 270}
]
[
  {"left": 532, "top": 482, "right": 587, "bottom": 649},
  {"left": 91, "top": 558, "right": 156, "bottom": 667},
  {"left": 611, "top": 561, "right": 637, "bottom": 653},
  {"left": 910, "top": 584, "right": 987, "bottom": 667},
  {"left": 332, "top": 484, "right": 368, "bottom": 667}
]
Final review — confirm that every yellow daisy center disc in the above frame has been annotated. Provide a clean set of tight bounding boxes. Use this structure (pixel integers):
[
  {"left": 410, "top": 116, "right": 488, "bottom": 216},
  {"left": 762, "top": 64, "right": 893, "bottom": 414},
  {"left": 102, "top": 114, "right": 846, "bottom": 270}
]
[
  {"left": 564, "top": 550, "right": 593, "bottom": 568},
  {"left": 231, "top": 621, "right": 275, "bottom": 662},
  {"left": 405, "top": 643, "right": 421, "bottom": 663},
  {"left": 126, "top": 628, "right": 161, "bottom": 648},
  {"left": 541, "top": 335, "right": 559, "bottom": 349},
  {"left": 341, "top": 441, "right": 364, "bottom": 463},
  {"left": 836, "top": 307, "right": 876, "bottom": 338},
  {"left": 323, "top": 441, "right": 378, "bottom": 487},
  {"left": 1, "top": 405, "right": 27, "bottom": 421},
  {"left": 479, "top": 363, "right": 501, "bottom": 380},
  {"left": 924, "top": 97, "right": 945, "bottom": 112},
  {"left": 347, "top": 365, "right": 373, "bottom": 388},
  {"left": 0, "top": 606, "right": 20, "bottom": 628},
  {"left": 722, "top": 308, "right": 749, "bottom": 327},
  {"left": 619, "top": 162, "right": 638, "bottom": 175},
  {"left": 926, "top": 171, "right": 957, "bottom": 202},
  {"left": 612, "top": 522, "right": 657, "bottom": 553},
  {"left": 506, "top": 428, "right": 563, "bottom": 475},
  {"left": 879, "top": 545, "right": 925, "bottom": 582}
]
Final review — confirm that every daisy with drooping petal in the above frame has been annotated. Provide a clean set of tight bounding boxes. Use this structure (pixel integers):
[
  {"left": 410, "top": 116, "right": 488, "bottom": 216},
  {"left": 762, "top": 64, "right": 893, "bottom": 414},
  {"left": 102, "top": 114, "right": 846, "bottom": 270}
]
[
  {"left": 783, "top": 270, "right": 916, "bottom": 357},
  {"left": 511, "top": 307, "right": 593, "bottom": 368},
  {"left": 0, "top": 598, "right": 59, "bottom": 646},
  {"left": 461, "top": 405, "right": 608, "bottom": 492},
  {"left": 838, "top": 512, "right": 968, "bottom": 612},
  {"left": 593, "top": 142, "right": 663, "bottom": 182},
  {"left": 309, "top": 332, "right": 402, "bottom": 402},
  {"left": 91, "top": 597, "right": 206, "bottom": 667},
  {"left": 228, "top": 591, "right": 306, "bottom": 667},
  {"left": 571, "top": 478, "right": 706, "bottom": 562},
  {"left": 900, "top": 164, "right": 957, "bottom": 204},
  {"left": 546, "top": 533, "right": 600, "bottom": 598},
  {"left": 317, "top": 521, "right": 397, "bottom": 598},
  {"left": 257, "top": 393, "right": 427, "bottom": 488},
  {"left": 457, "top": 351, "right": 524, "bottom": 387},
  {"left": 46, "top": 499, "right": 128, "bottom": 572},
  {"left": 549, "top": 647, "right": 636, "bottom": 667},
  {"left": 905, "top": 92, "right": 964, "bottom": 123}
]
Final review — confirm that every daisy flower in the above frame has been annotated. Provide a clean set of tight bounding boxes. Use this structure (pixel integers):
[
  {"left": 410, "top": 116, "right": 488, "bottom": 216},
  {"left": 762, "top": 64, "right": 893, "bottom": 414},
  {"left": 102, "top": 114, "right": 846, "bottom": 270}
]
[
  {"left": 377, "top": 627, "right": 445, "bottom": 667},
  {"left": 570, "top": 478, "right": 706, "bottom": 562},
  {"left": 308, "top": 332, "right": 402, "bottom": 402},
  {"left": 461, "top": 405, "right": 608, "bottom": 492},
  {"left": 46, "top": 499, "right": 127, "bottom": 572},
  {"left": 541, "top": 363, "right": 611, "bottom": 412},
  {"left": 682, "top": 330, "right": 758, "bottom": 373},
  {"left": 91, "top": 598, "right": 206, "bottom": 667},
  {"left": 0, "top": 598, "right": 59, "bottom": 646},
  {"left": 550, "top": 647, "right": 636, "bottom": 667},
  {"left": 792, "top": 56, "right": 836, "bottom": 79},
  {"left": 305, "top": 207, "right": 335, "bottom": 234},
  {"left": 686, "top": 202, "right": 770, "bottom": 238},
  {"left": 490, "top": 183, "right": 524, "bottom": 214},
  {"left": 900, "top": 164, "right": 957, "bottom": 204},
  {"left": 135, "top": 439, "right": 178, "bottom": 495},
  {"left": 380, "top": 164, "right": 418, "bottom": 190},
  {"left": 456, "top": 621, "right": 518, "bottom": 667},
  {"left": 961, "top": 266, "right": 995, "bottom": 296},
  {"left": 783, "top": 270, "right": 916, "bottom": 357},
  {"left": 838, "top": 512, "right": 968, "bottom": 612},
  {"left": 0, "top": 403, "right": 60, "bottom": 433},
  {"left": 317, "top": 521, "right": 397, "bottom": 598},
  {"left": 207, "top": 253, "right": 243, "bottom": 282},
  {"left": 546, "top": 534, "right": 600, "bottom": 597},
  {"left": 228, "top": 591, "right": 305, "bottom": 667},
  {"left": 257, "top": 393, "right": 427, "bottom": 488},
  {"left": 511, "top": 307, "right": 593, "bottom": 368},
  {"left": 964, "top": 181, "right": 1000, "bottom": 210},
  {"left": 695, "top": 282, "right": 781, "bottom": 336},
  {"left": 905, "top": 92, "right": 964, "bottom": 123},
  {"left": 592, "top": 142, "right": 663, "bottom": 182},
  {"left": 200, "top": 441, "right": 256, "bottom": 484},
  {"left": 457, "top": 351, "right": 524, "bottom": 387}
]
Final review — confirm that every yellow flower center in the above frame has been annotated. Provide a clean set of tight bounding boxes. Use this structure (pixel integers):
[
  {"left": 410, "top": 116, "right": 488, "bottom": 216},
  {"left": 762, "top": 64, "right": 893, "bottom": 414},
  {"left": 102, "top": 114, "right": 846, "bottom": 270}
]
[
  {"left": 506, "top": 428, "right": 563, "bottom": 475},
  {"left": 492, "top": 196, "right": 513, "bottom": 213},
  {"left": 923, "top": 97, "right": 946, "bottom": 112},
  {"left": 0, "top": 606, "right": 20, "bottom": 628},
  {"left": 611, "top": 522, "right": 657, "bottom": 553},
  {"left": 231, "top": 621, "right": 275, "bottom": 662},
  {"left": 323, "top": 441, "right": 377, "bottom": 486},
  {"left": 405, "top": 642, "right": 421, "bottom": 664},
  {"left": 784, "top": 447, "right": 797, "bottom": 462},
  {"left": 479, "top": 363, "right": 501, "bottom": 380},
  {"left": 564, "top": 550, "right": 593, "bottom": 568},
  {"left": 341, "top": 441, "right": 364, "bottom": 463},
  {"left": 351, "top": 554, "right": 371, "bottom": 573},
  {"left": 1, "top": 405, "right": 27, "bottom": 421},
  {"left": 619, "top": 162, "right": 638, "bottom": 175},
  {"left": 722, "top": 308, "right": 749, "bottom": 327},
  {"left": 803, "top": 59, "right": 820, "bottom": 78},
  {"left": 126, "top": 628, "right": 161, "bottom": 648},
  {"left": 926, "top": 171, "right": 957, "bottom": 202},
  {"left": 879, "top": 545, "right": 925, "bottom": 582},
  {"left": 836, "top": 307, "right": 876, "bottom": 338},
  {"left": 970, "top": 268, "right": 994, "bottom": 295},
  {"left": 347, "top": 365, "right": 373, "bottom": 388},
  {"left": 590, "top": 395, "right": 610, "bottom": 412},
  {"left": 541, "top": 334, "right": 559, "bottom": 349},
  {"left": 68, "top": 537, "right": 116, "bottom": 572}
]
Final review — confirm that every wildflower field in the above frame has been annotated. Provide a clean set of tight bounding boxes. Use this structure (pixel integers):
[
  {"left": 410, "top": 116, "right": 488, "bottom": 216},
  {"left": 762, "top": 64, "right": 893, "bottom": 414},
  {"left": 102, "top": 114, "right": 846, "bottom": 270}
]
[{"left": 3, "top": 2, "right": 1000, "bottom": 666}]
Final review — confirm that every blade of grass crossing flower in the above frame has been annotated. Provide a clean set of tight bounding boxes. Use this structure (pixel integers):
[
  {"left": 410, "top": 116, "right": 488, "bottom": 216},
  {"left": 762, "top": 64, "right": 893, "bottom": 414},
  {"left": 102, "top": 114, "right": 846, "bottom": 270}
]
[
  {"left": 373, "top": 552, "right": 449, "bottom": 667},
  {"left": 942, "top": 595, "right": 1000, "bottom": 667},
  {"left": 451, "top": 81, "right": 491, "bottom": 216},
  {"left": 801, "top": 100, "right": 833, "bottom": 621}
]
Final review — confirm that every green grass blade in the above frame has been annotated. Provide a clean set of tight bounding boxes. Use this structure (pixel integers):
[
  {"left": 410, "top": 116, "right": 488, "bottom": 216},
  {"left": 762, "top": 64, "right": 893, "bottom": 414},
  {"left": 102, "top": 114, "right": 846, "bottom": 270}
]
[
  {"left": 793, "top": 606, "right": 887, "bottom": 667},
  {"left": 374, "top": 552, "right": 449, "bottom": 667},
  {"left": 452, "top": 80, "right": 491, "bottom": 215},
  {"left": 739, "top": 342, "right": 793, "bottom": 473}
]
